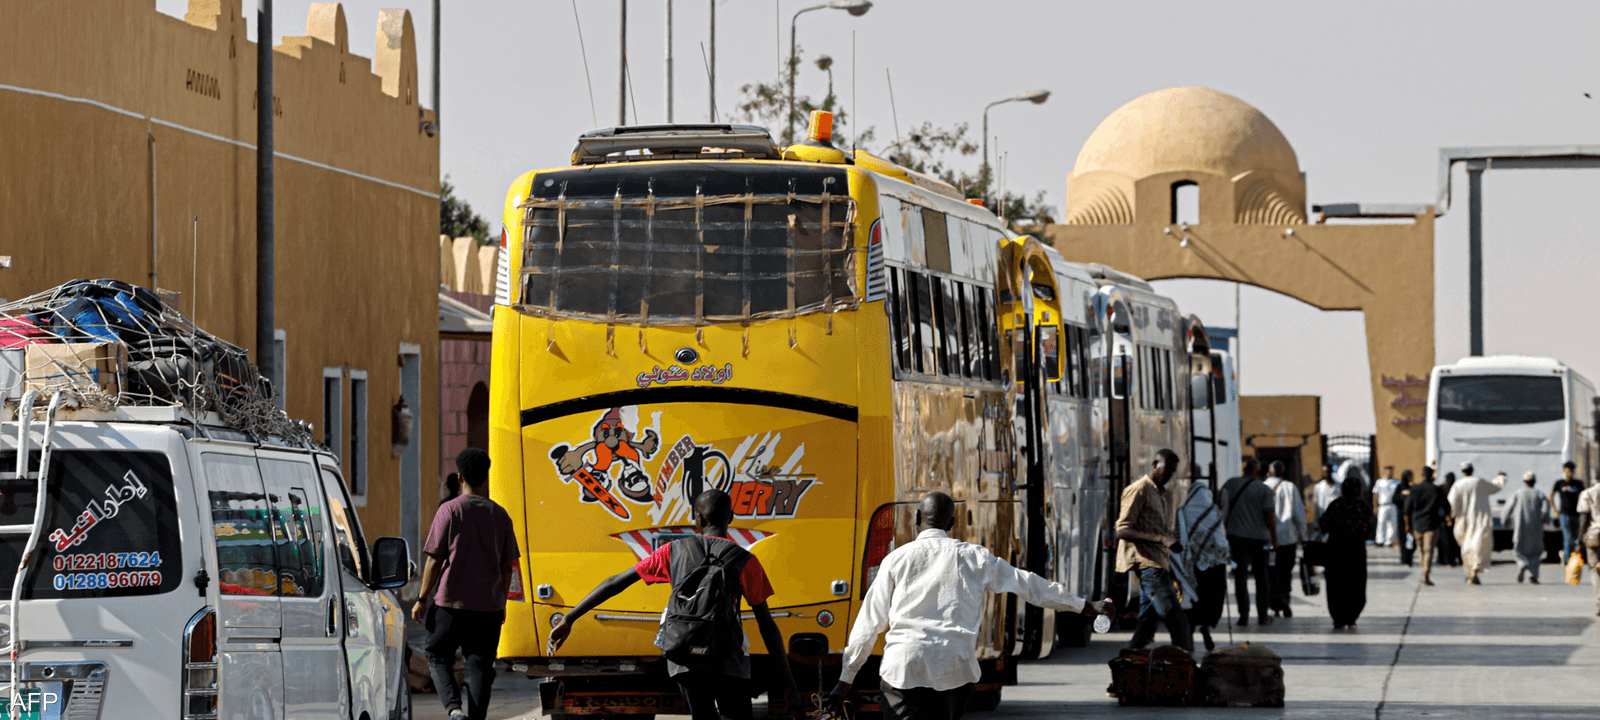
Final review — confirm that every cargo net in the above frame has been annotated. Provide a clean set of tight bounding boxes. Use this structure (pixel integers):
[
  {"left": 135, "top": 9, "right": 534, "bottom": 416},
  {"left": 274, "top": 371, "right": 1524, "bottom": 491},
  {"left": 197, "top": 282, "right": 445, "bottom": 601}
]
[
  {"left": 0, "top": 279, "right": 308, "bottom": 442},
  {"left": 517, "top": 176, "right": 858, "bottom": 326}
]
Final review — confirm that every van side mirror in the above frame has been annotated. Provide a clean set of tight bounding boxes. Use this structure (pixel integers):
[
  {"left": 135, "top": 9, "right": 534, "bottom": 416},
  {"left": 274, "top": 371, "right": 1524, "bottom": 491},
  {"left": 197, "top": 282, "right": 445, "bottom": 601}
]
[
  {"left": 371, "top": 537, "right": 413, "bottom": 589},
  {"left": 1191, "top": 374, "right": 1212, "bottom": 409}
]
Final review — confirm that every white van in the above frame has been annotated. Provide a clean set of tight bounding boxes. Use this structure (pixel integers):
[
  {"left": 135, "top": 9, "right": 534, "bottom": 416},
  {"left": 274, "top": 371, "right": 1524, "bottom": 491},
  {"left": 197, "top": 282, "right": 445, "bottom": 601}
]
[{"left": 1, "top": 393, "right": 413, "bottom": 720}]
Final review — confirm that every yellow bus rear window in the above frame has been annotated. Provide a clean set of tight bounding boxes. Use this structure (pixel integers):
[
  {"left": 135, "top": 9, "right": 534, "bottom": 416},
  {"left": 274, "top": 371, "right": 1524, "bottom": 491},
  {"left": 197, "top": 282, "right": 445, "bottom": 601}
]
[{"left": 518, "top": 164, "right": 855, "bottom": 324}]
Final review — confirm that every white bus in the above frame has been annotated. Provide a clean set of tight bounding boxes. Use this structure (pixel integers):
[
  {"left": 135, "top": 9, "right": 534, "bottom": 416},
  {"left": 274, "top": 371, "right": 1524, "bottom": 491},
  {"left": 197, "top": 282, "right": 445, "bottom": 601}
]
[
  {"left": 1192, "top": 340, "right": 1242, "bottom": 493},
  {"left": 1426, "top": 356, "right": 1598, "bottom": 553}
]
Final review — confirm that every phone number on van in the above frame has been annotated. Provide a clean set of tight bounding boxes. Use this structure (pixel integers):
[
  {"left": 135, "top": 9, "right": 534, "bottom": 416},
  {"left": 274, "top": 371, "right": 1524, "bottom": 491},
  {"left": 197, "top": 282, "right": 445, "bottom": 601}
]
[
  {"left": 52, "top": 552, "right": 163, "bottom": 571},
  {"left": 52, "top": 571, "right": 163, "bottom": 591}
]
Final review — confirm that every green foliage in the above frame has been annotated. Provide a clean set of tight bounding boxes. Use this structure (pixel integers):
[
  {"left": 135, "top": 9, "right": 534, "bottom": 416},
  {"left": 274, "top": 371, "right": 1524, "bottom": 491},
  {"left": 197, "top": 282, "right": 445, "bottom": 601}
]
[
  {"left": 733, "top": 43, "right": 873, "bottom": 148},
  {"left": 440, "top": 175, "right": 491, "bottom": 245}
]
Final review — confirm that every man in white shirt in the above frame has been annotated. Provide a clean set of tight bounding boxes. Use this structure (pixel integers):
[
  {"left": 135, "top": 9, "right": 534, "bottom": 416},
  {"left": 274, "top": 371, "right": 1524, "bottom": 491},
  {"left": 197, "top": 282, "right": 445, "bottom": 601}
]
[
  {"left": 825, "top": 492, "right": 1111, "bottom": 720},
  {"left": 1576, "top": 482, "right": 1600, "bottom": 616},
  {"left": 1373, "top": 466, "right": 1400, "bottom": 547},
  {"left": 1263, "top": 461, "right": 1308, "bottom": 618},
  {"left": 1308, "top": 464, "right": 1339, "bottom": 542}
]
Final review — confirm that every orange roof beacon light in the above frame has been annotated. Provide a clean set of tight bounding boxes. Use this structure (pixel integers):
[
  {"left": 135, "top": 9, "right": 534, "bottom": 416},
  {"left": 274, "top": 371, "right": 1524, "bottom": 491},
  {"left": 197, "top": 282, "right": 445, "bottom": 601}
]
[
  {"left": 808, "top": 111, "right": 834, "bottom": 144},
  {"left": 967, "top": 198, "right": 985, "bottom": 206}
]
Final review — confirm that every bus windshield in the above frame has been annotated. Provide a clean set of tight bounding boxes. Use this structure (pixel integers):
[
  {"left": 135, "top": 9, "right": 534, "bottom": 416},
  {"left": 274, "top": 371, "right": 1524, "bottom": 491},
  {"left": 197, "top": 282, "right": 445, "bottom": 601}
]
[
  {"left": 518, "top": 163, "right": 855, "bottom": 325},
  {"left": 1436, "top": 374, "right": 1565, "bottom": 425}
]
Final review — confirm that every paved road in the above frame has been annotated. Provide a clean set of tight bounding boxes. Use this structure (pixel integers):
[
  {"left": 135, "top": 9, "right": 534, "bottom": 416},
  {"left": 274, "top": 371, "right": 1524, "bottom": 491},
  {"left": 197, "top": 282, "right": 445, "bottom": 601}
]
[{"left": 418, "top": 549, "right": 1600, "bottom": 719}]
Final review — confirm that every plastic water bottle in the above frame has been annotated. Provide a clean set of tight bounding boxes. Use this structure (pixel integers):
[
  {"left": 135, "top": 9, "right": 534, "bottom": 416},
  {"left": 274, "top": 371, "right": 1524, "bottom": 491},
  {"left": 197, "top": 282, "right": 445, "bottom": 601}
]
[{"left": 1093, "top": 598, "right": 1114, "bottom": 634}]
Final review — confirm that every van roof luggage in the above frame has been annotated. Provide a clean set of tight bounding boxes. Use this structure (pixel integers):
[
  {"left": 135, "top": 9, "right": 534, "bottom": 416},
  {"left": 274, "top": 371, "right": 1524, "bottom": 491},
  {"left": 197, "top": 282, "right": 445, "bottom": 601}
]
[{"left": 0, "top": 278, "right": 305, "bottom": 441}]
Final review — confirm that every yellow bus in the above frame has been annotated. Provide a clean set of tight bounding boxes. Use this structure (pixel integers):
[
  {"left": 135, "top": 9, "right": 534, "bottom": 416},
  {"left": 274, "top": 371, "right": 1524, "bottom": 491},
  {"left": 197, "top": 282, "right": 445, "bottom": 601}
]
[
  {"left": 489, "top": 117, "right": 1034, "bottom": 716},
  {"left": 487, "top": 116, "right": 1219, "bottom": 716}
]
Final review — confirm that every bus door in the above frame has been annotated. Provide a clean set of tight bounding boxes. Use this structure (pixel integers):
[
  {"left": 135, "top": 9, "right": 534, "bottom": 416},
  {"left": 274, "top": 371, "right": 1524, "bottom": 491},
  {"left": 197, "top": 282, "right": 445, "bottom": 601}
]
[
  {"left": 1093, "top": 287, "right": 1135, "bottom": 614},
  {"left": 1184, "top": 317, "right": 1220, "bottom": 493},
  {"left": 1000, "top": 242, "right": 1061, "bottom": 660}
]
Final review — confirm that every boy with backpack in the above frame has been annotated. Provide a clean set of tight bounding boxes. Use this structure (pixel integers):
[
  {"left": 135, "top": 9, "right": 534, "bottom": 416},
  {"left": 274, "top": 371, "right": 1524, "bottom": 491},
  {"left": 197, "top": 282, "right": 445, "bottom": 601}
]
[{"left": 546, "top": 489, "right": 803, "bottom": 720}]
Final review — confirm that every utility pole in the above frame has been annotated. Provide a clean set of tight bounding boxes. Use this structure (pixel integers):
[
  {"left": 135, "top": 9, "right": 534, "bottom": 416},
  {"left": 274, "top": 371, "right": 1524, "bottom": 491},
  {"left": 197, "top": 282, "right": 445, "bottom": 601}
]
[
  {"left": 431, "top": 0, "right": 440, "bottom": 128},
  {"left": 1467, "top": 161, "right": 1485, "bottom": 357},
  {"left": 256, "top": 0, "right": 276, "bottom": 394},
  {"left": 707, "top": 0, "right": 715, "bottom": 122},
  {"left": 618, "top": 0, "right": 628, "bottom": 126},
  {"left": 664, "top": 0, "right": 673, "bottom": 122}
]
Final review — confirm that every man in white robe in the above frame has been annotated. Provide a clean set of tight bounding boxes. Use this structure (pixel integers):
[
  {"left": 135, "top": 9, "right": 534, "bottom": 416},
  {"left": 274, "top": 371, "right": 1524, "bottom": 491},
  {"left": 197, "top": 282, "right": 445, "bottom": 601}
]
[
  {"left": 1503, "top": 472, "right": 1550, "bottom": 584},
  {"left": 1447, "top": 463, "right": 1505, "bottom": 584}
]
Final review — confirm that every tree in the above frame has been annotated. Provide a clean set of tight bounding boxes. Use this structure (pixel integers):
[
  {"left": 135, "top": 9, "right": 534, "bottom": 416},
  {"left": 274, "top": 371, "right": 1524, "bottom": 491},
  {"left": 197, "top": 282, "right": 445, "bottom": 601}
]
[
  {"left": 733, "top": 43, "right": 873, "bottom": 149},
  {"left": 440, "top": 175, "right": 491, "bottom": 245},
  {"left": 732, "top": 57, "right": 1053, "bottom": 239}
]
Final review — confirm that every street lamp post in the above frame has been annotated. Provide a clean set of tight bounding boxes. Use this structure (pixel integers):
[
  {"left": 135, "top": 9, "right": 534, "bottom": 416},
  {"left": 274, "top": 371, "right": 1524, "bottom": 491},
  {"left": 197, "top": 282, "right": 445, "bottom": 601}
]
[
  {"left": 787, "top": 1, "right": 870, "bottom": 145},
  {"left": 982, "top": 89, "right": 1050, "bottom": 198}
]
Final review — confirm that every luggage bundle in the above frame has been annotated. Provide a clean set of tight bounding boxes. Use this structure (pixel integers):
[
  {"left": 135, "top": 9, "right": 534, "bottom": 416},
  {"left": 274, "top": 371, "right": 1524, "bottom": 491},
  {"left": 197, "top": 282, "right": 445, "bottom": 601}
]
[
  {"left": 1106, "top": 645, "right": 1196, "bottom": 706},
  {"left": 1199, "top": 641, "right": 1285, "bottom": 708},
  {"left": 0, "top": 279, "right": 304, "bottom": 440}
]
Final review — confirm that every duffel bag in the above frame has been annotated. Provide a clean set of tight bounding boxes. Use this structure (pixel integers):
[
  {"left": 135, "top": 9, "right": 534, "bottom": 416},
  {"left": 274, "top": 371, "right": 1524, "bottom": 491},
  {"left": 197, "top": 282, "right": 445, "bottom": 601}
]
[{"left": 1200, "top": 641, "right": 1285, "bottom": 708}]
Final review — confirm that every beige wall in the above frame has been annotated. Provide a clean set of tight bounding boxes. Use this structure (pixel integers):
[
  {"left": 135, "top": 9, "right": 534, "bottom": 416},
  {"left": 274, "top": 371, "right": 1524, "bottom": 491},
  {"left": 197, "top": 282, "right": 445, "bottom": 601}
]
[
  {"left": 1240, "top": 395, "right": 1325, "bottom": 482},
  {"left": 0, "top": 0, "right": 440, "bottom": 541}
]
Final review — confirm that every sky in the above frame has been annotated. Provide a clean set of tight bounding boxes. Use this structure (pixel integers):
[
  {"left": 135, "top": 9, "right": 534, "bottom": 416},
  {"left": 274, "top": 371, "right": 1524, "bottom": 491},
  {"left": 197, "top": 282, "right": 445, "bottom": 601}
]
[{"left": 158, "top": 0, "right": 1600, "bottom": 434}]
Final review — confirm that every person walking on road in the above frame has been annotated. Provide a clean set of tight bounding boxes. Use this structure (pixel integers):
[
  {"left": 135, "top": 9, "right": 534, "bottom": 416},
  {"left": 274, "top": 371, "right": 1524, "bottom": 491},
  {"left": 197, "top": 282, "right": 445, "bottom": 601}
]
[
  {"left": 1505, "top": 472, "right": 1551, "bottom": 584},
  {"left": 412, "top": 449, "right": 520, "bottom": 720},
  {"left": 1114, "top": 449, "right": 1195, "bottom": 652},
  {"left": 1405, "top": 466, "right": 1448, "bottom": 586},
  {"left": 1552, "top": 462, "right": 1585, "bottom": 565},
  {"left": 1577, "top": 482, "right": 1600, "bottom": 616},
  {"left": 1396, "top": 470, "right": 1416, "bottom": 566},
  {"left": 826, "top": 492, "right": 1110, "bottom": 720},
  {"left": 1318, "top": 474, "right": 1373, "bottom": 630},
  {"left": 1374, "top": 466, "right": 1400, "bottom": 547},
  {"left": 1438, "top": 470, "right": 1463, "bottom": 567},
  {"left": 1448, "top": 463, "right": 1506, "bottom": 584},
  {"left": 1263, "top": 461, "right": 1307, "bottom": 618},
  {"left": 1174, "top": 471, "right": 1231, "bottom": 651},
  {"left": 547, "top": 489, "right": 803, "bottom": 720},
  {"left": 1309, "top": 465, "right": 1339, "bottom": 539},
  {"left": 1220, "top": 457, "right": 1279, "bottom": 626}
]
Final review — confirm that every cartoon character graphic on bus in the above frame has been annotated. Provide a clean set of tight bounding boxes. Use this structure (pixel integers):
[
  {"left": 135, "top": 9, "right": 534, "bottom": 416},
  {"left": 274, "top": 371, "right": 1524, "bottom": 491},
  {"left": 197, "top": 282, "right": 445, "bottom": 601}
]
[{"left": 548, "top": 408, "right": 660, "bottom": 519}]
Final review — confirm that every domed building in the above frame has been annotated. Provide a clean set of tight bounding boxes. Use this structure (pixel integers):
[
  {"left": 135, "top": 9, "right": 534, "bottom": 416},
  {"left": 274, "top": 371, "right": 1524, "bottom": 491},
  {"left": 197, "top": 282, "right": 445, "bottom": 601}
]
[
  {"left": 1045, "top": 86, "right": 1437, "bottom": 475},
  {"left": 1062, "top": 87, "right": 1306, "bottom": 227}
]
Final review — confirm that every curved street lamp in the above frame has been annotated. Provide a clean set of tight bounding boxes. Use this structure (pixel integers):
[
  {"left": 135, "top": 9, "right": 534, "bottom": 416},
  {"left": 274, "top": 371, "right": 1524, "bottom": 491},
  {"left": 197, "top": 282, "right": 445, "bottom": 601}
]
[
  {"left": 788, "top": 1, "right": 871, "bottom": 144},
  {"left": 982, "top": 89, "right": 1050, "bottom": 195}
]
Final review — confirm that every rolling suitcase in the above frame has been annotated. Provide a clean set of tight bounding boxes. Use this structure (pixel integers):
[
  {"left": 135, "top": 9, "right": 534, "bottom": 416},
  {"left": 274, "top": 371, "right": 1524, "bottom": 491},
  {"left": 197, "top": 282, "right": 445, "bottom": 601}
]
[
  {"left": 1107, "top": 645, "right": 1196, "bottom": 706},
  {"left": 1200, "top": 642, "right": 1285, "bottom": 707}
]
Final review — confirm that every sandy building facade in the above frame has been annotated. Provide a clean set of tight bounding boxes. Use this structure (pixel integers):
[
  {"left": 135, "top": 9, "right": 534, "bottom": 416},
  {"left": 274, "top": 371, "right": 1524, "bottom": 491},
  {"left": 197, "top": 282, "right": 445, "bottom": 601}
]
[{"left": 0, "top": 0, "right": 440, "bottom": 545}]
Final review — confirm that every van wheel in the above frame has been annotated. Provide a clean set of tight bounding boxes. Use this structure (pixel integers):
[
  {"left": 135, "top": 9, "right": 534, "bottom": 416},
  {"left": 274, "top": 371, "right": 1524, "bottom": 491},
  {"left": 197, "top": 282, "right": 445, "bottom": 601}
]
[{"left": 967, "top": 687, "right": 1002, "bottom": 712}]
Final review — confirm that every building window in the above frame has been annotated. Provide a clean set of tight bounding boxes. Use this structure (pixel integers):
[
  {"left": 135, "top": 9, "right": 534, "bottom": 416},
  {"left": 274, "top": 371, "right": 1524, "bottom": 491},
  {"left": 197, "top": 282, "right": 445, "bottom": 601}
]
[
  {"left": 321, "top": 368, "right": 342, "bottom": 457},
  {"left": 1171, "top": 181, "right": 1199, "bottom": 225},
  {"left": 348, "top": 370, "right": 368, "bottom": 502},
  {"left": 467, "top": 381, "right": 489, "bottom": 452},
  {"left": 272, "top": 329, "right": 287, "bottom": 411}
]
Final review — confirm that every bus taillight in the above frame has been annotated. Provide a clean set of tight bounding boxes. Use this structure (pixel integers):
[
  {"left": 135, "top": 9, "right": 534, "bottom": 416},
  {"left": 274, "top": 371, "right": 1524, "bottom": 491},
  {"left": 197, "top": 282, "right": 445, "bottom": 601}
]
[
  {"left": 507, "top": 564, "right": 525, "bottom": 602},
  {"left": 860, "top": 503, "right": 897, "bottom": 594}
]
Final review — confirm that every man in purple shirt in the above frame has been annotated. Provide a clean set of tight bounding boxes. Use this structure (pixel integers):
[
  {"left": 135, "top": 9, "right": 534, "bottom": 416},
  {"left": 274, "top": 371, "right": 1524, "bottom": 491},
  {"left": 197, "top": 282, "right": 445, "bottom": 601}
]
[{"left": 411, "top": 448, "right": 520, "bottom": 720}]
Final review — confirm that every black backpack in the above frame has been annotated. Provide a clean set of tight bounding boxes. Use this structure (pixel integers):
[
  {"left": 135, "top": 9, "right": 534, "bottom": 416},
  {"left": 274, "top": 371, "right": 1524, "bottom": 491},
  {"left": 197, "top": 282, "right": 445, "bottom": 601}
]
[{"left": 655, "top": 536, "right": 750, "bottom": 668}]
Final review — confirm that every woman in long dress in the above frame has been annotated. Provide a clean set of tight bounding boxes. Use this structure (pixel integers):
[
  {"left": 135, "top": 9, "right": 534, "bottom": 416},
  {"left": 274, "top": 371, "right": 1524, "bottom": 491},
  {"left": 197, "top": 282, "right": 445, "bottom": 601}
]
[
  {"left": 1174, "top": 479, "right": 1231, "bottom": 651},
  {"left": 1318, "top": 475, "right": 1373, "bottom": 630},
  {"left": 1436, "top": 470, "right": 1463, "bottom": 567}
]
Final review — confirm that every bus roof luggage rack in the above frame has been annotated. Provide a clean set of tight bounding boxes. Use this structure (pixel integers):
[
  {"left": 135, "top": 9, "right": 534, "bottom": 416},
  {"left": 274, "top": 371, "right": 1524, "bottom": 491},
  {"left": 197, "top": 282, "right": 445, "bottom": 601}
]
[{"left": 572, "top": 124, "right": 782, "bottom": 165}]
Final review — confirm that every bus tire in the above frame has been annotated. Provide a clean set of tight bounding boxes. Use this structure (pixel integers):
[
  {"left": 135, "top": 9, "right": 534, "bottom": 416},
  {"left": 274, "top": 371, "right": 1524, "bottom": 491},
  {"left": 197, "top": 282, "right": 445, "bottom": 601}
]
[
  {"left": 1057, "top": 611, "right": 1092, "bottom": 648},
  {"left": 967, "top": 687, "right": 1002, "bottom": 712}
]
